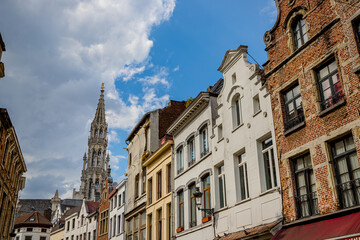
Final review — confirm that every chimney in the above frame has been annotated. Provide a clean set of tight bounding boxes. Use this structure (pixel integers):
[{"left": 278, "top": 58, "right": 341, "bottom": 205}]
[{"left": 44, "top": 208, "right": 52, "bottom": 221}]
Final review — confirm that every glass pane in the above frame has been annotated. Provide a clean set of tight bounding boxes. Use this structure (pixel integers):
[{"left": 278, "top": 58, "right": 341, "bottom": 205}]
[
  {"left": 271, "top": 149, "right": 277, "bottom": 187},
  {"left": 328, "top": 61, "right": 337, "bottom": 73},
  {"left": 204, "top": 189, "right": 209, "bottom": 209},
  {"left": 263, "top": 151, "right": 272, "bottom": 189},
  {"left": 285, "top": 90, "right": 293, "bottom": 102},
  {"left": 344, "top": 136, "right": 355, "bottom": 151},
  {"left": 293, "top": 85, "right": 300, "bottom": 96},
  {"left": 239, "top": 165, "right": 246, "bottom": 200},
  {"left": 219, "top": 177, "right": 225, "bottom": 208},
  {"left": 310, "top": 171, "right": 316, "bottom": 193},
  {"left": 319, "top": 66, "right": 329, "bottom": 79},
  {"left": 203, "top": 175, "right": 210, "bottom": 188},
  {"left": 303, "top": 30, "right": 308, "bottom": 42},
  {"left": 141, "top": 212, "right": 146, "bottom": 226},
  {"left": 140, "top": 229, "right": 146, "bottom": 240},
  {"left": 323, "top": 88, "right": 332, "bottom": 100},
  {"left": 304, "top": 154, "right": 312, "bottom": 167},
  {"left": 295, "top": 158, "right": 304, "bottom": 171},
  {"left": 297, "top": 172, "right": 307, "bottom": 195},
  {"left": 337, "top": 157, "right": 350, "bottom": 183},
  {"left": 350, "top": 153, "right": 360, "bottom": 178},
  {"left": 334, "top": 140, "right": 345, "bottom": 155},
  {"left": 287, "top": 102, "right": 295, "bottom": 118},
  {"left": 321, "top": 79, "right": 330, "bottom": 90}
]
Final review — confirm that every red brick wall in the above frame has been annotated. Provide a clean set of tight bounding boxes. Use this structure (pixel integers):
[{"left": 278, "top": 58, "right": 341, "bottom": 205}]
[{"left": 264, "top": 0, "right": 360, "bottom": 223}]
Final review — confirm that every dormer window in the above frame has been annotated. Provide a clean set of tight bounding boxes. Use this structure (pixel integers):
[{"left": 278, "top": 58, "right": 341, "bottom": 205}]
[{"left": 292, "top": 16, "right": 308, "bottom": 50}]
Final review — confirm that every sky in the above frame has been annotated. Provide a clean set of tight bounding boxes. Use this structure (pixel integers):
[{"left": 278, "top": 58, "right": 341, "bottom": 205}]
[{"left": 0, "top": 0, "right": 277, "bottom": 199}]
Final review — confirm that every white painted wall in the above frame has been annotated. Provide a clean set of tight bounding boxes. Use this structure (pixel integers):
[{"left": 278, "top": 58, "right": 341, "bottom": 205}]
[
  {"left": 171, "top": 94, "right": 217, "bottom": 240},
  {"left": 63, "top": 201, "right": 98, "bottom": 240},
  {"left": 15, "top": 227, "right": 50, "bottom": 240},
  {"left": 213, "top": 46, "right": 282, "bottom": 236},
  {"left": 109, "top": 179, "right": 127, "bottom": 240}
]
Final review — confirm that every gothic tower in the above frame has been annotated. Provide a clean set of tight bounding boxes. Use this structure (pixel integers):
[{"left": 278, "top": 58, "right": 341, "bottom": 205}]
[{"left": 73, "top": 83, "right": 111, "bottom": 201}]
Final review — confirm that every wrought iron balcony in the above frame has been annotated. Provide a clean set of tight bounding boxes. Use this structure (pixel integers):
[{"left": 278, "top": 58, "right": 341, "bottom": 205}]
[
  {"left": 295, "top": 192, "right": 318, "bottom": 218},
  {"left": 336, "top": 178, "right": 360, "bottom": 209}
]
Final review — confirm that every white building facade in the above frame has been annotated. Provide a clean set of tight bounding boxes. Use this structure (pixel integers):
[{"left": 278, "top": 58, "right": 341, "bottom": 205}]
[
  {"left": 167, "top": 80, "right": 223, "bottom": 240},
  {"left": 108, "top": 179, "right": 127, "bottom": 240},
  {"left": 213, "top": 45, "right": 282, "bottom": 238},
  {"left": 63, "top": 200, "right": 98, "bottom": 240}
]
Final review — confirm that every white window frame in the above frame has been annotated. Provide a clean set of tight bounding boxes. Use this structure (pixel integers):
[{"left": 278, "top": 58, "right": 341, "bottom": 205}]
[
  {"left": 261, "top": 137, "right": 278, "bottom": 191},
  {"left": 187, "top": 137, "right": 196, "bottom": 166},
  {"left": 199, "top": 126, "right": 209, "bottom": 157},
  {"left": 236, "top": 152, "right": 249, "bottom": 201},
  {"left": 176, "top": 146, "right": 184, "bottom": 174},
  {"left": 217, "top": 164, "right": 227, "bottom": 209},
  {"left": 232, "top": 96, "right": 242, "bottom": 128}
]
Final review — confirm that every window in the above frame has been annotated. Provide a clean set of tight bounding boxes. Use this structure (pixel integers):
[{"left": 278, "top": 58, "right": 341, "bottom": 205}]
[
  {"left": 167, "top": 203, "right": 172, "bottom": 240},
  {"left": 157, "top": 171, "right": 162, "bottom": 199},
  {"left": 129, "top": 153, "right": 132, "bottom": 166},
  {"left": 253, "top": 94, "right": 261, "bottom": 114},
  {"left": 202, "top": 174, "right": 211, "bottom": 218},
  {"left": 261, "top": 137, "right": 278, "bottom": 190},
  {"left": 67, "top": 220, "right": 70, "bottom": 231},
  {"left": 283, "top": 83, "right": 304, "bottom": 130},
  {"left": 218, "top": 124, "right": 223, "bottom": 140},
  {"left": 157, "top": 209, "right": 162, "bottom": 240},
  {"left": 118, "top": 215, "right": 121, "bottom": 234},
  {"left": 72, "top": 218, "right": 75, "bottom": 229},
  {"left": 292, "top": 17, "right": 308, "bottom": 49},
  {"left": 119, "top": 193, "right": 122, "bottom": 207},
  {"left": 41, "top": 228, "right": 47, "bottom": 233},
  {"left": 178, "top": 190, "right": 184, "bottom": 229},
  {"left": 237, "top": 152, "right": 249, "bottom": 201},
  {"left": 167, "top": 164, "right": 171, "bottom": 193},
  {"left": 187, "top": 136, "right": 196, "bottom": 166},
  {"left": 142, "top": 168, "right": 146, "bottom": 194},
  {"left": 189, "top": 183, "right": 197, "bottom": 227},
  {"left": 353, "top": 18, "right": 360, "bottom": 48},
  {"left": 332, "top": 135, "right": 360, "bottom": 209},
  {"left": 218, "top": 164, "right": 227, "bottom": 208},
  {"left": 99, "top": 210, "right": 108, "bottom": 235},
  {"left": 135, "top": 174, "right": 139, "bottom": 198},
  {"left": 200, "top": 126, "right": 209, "bottom": 157},
  {"left": 27, "top": 228, "right": 33, "bottom": 232},
  {"left": 293, "top": 153, "right": 318, "bottom": 218},
  {"left": 177, "top": 147, "right": 184, "bottom": 174},
  {"left": 148, "top": 178, "right": 153, "bottom": 204},
  {"left": 40, "top": 237, "right": 46, "bottom": 240},
  {"left": 232, "top": 96, "right": 242, "bottom": 128},
  {"left": 316, "top": 60, "right": 343, "bottom": 110},
  {"left": 148, "top": 214, "right": 152, "bottom": 240},
  {"left": 232, "top": 73, "right": 236, "bottom": 85},
  {"left": 25, "top": 237, "right": 32, "bottom": 240}
]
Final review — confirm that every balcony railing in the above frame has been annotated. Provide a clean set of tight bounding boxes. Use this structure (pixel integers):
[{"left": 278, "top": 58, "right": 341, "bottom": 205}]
[
  {"left": 337, "top": 178, "right": 360, "bottom": 209},
  {"left": 284, "top": 110, "right": 305, "bottom": 131},
  {"left": 295, "top": 192, "right": 318, "bottom": 218},
  {"left": 320, "top": 91, "right": 344, "bottom": 110}
]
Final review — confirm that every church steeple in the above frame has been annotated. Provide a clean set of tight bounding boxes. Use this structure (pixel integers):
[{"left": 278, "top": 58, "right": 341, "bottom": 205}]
[{"left": 73, "top": 83, "right": 111, "bottom": 201}]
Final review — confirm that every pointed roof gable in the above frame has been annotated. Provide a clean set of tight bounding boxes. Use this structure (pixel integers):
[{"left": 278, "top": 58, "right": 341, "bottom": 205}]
[
  {"left": 85, "top": 201, "right": 99, "bottom": 214},
  {"left": 14, "top": 211, "right": 52, "bottom": 228},
  {"left": 218, "top": 45, "right": 248, "bottom": 73}
]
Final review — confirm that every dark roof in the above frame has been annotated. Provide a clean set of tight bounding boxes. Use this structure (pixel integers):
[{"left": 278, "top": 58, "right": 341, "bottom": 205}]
[
  {"left": 86, "top": 201, "right": 99, "bottom": 214},
  {"left": 15, "top": 211, "right": 52, "bottom": 229},
  {"left": 0, "top": 33, "right": 5, "bottom": 51},
  {"left": 0, "top": 108, "right": 13, "bottom": 129},
  {"left": 16, "top": 199, "right": 51, "bottom": 219},
  {"left": 208, "top": 78, "right": 224, "bottom": 95}
]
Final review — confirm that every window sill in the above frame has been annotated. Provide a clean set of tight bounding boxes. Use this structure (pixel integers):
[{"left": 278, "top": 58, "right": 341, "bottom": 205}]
[
  {"left": 253, "top": 109, "right": 262, "bottom": 117},
  {"left": 232, "top": 123, "right": 244, "bottom": 133},
  {"left": 318, "top": 99, "right": 346, "bottom": 118},
  {"left": 217, "top": 137, "right": 224, "bottom": 143},
  {"left": 176, "top": 227, "right": 184, "bottom": 233},
  {"left": 214, "top": 206, "right": 228, "bottom": 214},
  {"left": 235, "top": 197, "right": 252, "bottom": 206},
  {"left": 284, "top": 121, "right": 306, "bottom": 136},
  {"left": 175, "top": 152, "right": 211, "bottom": 180},
  {"left": 259, "top": 187, "right": 280, "bottom": 197}
]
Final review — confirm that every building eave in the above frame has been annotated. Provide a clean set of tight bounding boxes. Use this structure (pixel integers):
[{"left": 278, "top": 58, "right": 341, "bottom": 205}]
[
  {"left": 143, "top": 140, "right": 173, "bottom": 167},
  {"left": 167, "top": 92, "right": 210, "bottom": 136}
]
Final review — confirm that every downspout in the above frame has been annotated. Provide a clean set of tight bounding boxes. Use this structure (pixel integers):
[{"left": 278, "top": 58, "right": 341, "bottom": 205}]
[{"left": 171, "top": 143, "right": 175, "bottom": 240}]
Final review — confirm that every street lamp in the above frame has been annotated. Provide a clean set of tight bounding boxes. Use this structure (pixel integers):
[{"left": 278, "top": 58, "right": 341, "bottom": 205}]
[{"left": 193, "top": 187, "right": 214, "bottom": 216}]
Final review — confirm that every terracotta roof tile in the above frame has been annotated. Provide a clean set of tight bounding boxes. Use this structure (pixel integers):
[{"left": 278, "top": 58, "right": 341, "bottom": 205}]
[{"left": 15, "top": 211, "right": 52, "bottom": 228}]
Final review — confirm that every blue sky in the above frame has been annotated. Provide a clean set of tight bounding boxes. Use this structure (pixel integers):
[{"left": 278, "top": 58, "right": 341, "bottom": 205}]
[{"left": 0, "top": 0, "right": 276, "bottom": 198}]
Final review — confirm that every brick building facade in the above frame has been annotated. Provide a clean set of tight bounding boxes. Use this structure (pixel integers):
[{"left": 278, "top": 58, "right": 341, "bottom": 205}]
[
  {"left": 0, "top": 108, "right": 27, "bottom": 240},
  {"left": 263, "top": 0, "right": 360, "bottom": 239}
]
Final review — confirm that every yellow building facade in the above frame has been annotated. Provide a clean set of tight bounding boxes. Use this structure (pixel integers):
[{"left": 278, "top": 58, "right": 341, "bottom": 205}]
[
  {"left": 144, "top": 138, "right": 173, "bottom": 240},
  {"left": 50, "top": 228, "right": 64, "bottom": 240}
]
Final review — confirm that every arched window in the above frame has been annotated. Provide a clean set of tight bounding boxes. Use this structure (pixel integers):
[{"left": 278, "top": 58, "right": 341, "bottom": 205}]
[
  {"left": 100, "top": 129, "right": 103, "bottom": 137},
  {"left": 232, "top": 95, "right": 242, "bottom": 129},
  {"left": 94, "top": 129, "right": 98, "bottom": 137},
  {"left": 97, "top": 151, "right": 102, "bottom": 166},
  {"left": 292, "top": 16, "right": 308, "bottom": 50},
  {"left": 189, "top": 183, "right": 197, "bottom": 227}
]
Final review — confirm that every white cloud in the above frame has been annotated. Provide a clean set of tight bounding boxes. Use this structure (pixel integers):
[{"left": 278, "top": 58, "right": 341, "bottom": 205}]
[
  {"left": 0, "top": 0, "right": 176, "bottom": 198},
  {"left": 259, "top": 0, "right": 277, "bottom": 21},
  {"left": 138, "top": 67, "right": 170, "bottom": 87}
]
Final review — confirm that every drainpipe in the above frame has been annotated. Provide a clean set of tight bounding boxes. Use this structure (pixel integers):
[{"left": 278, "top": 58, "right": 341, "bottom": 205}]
[{"left": 171, "top": 143, "right": 175, "bottom": 240}]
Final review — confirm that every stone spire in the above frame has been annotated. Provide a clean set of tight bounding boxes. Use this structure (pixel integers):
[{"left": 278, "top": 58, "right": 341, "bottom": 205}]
[
  {"left": 51, "top": 187, "right": 61, "bottom": 212},
  {"left": 73, "top": 83, "right": 111, "bottom": 201}
]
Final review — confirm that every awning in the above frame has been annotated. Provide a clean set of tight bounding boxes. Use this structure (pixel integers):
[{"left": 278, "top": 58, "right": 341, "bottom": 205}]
[{"left": 271, "top": 211, "right": 360, "bottom": 240}]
